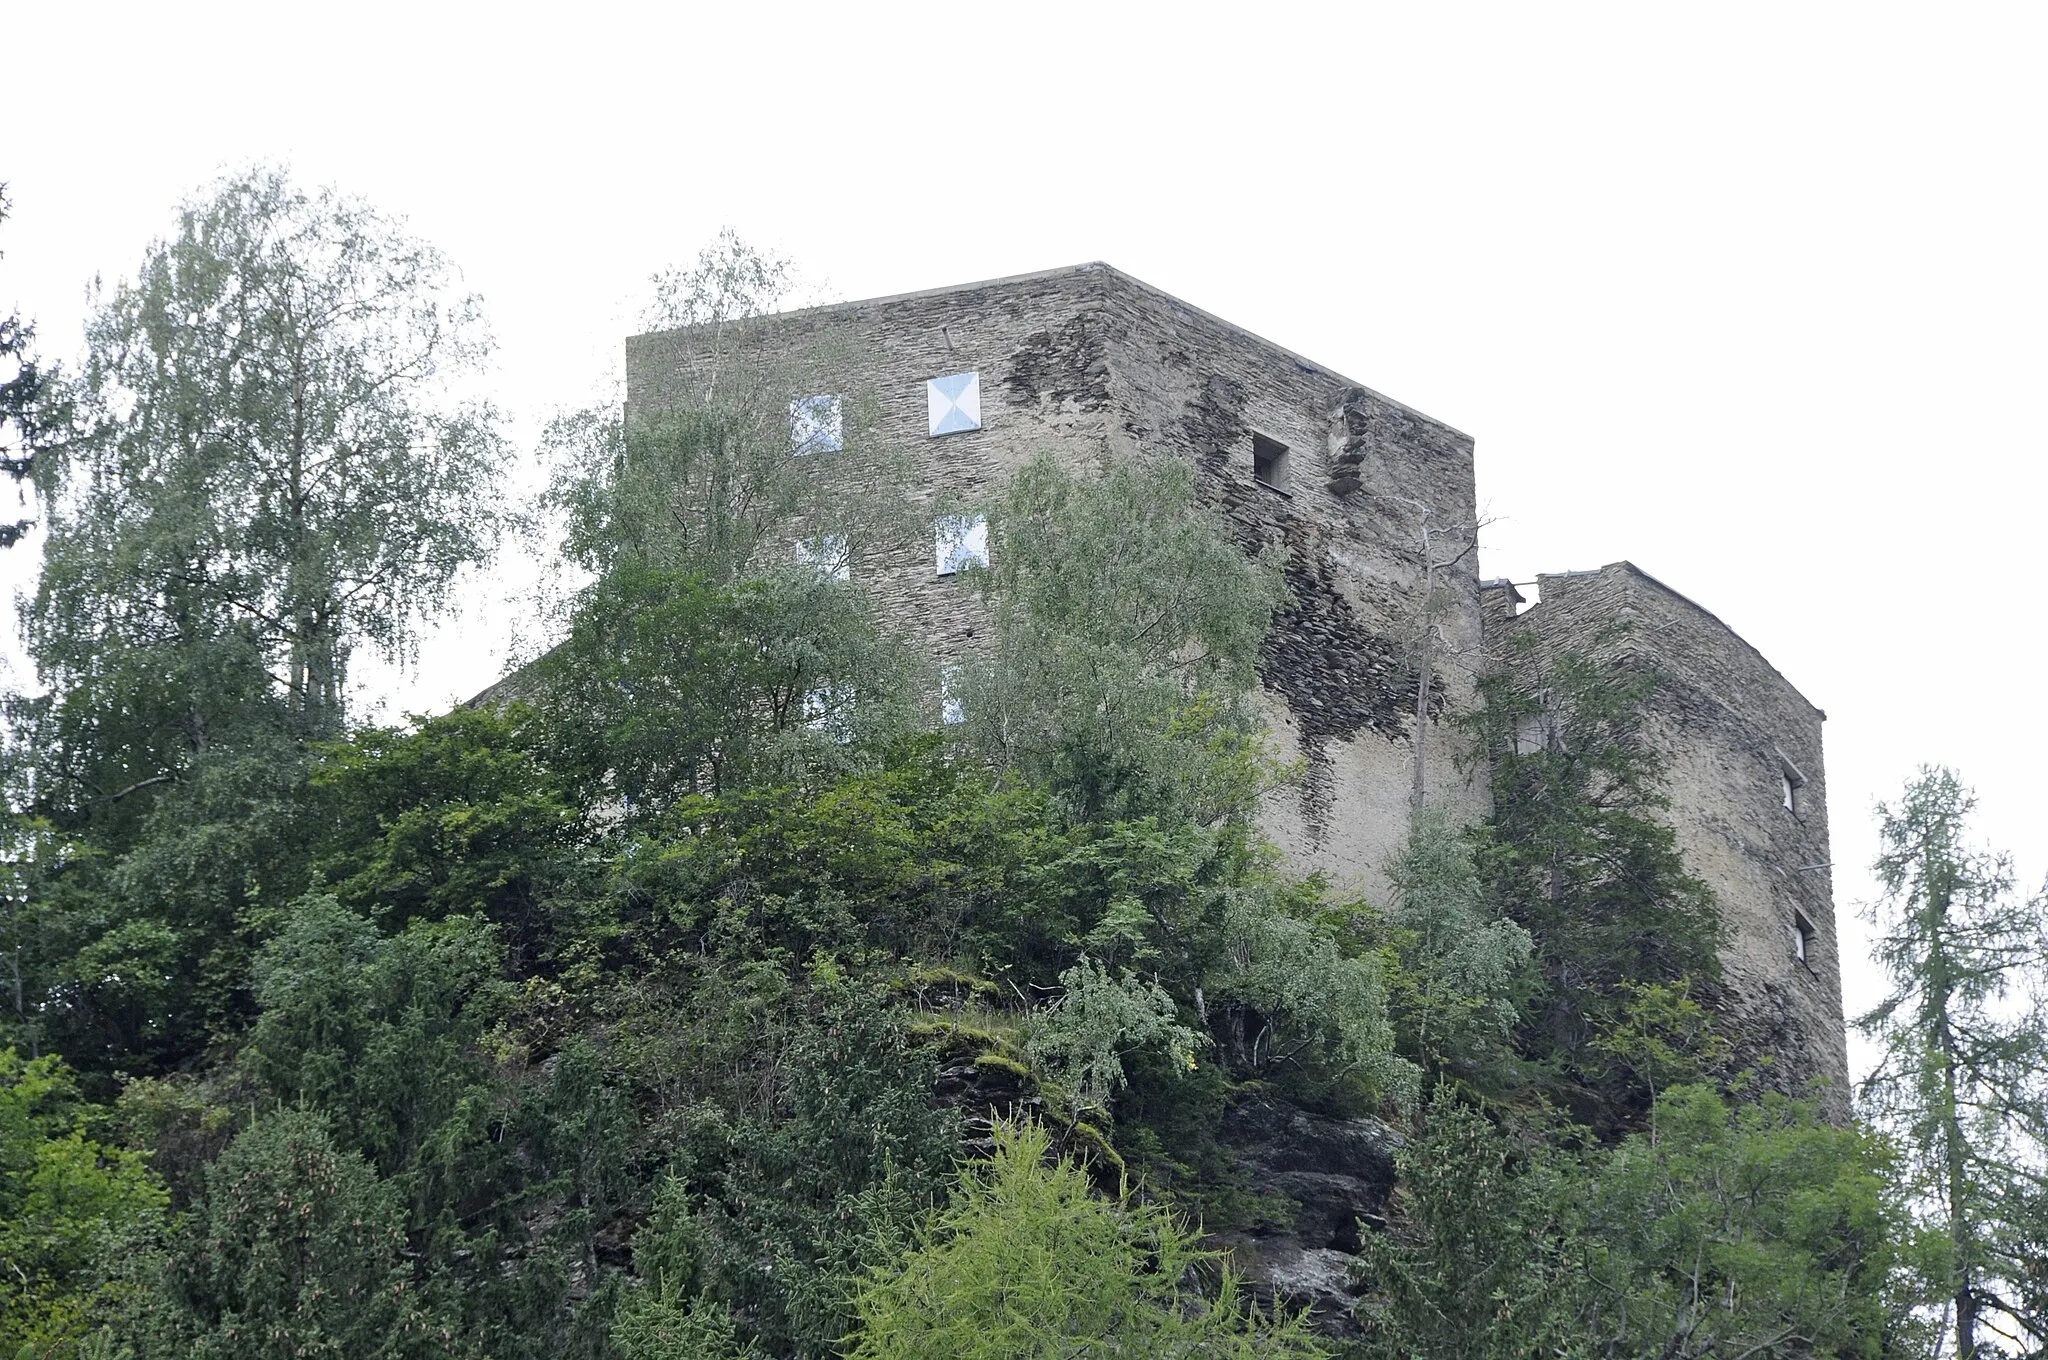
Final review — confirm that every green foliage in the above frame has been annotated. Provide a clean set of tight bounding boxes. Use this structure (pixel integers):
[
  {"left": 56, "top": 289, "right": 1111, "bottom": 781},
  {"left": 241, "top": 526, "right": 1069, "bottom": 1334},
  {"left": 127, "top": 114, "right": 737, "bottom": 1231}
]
[
  {"left": 604, "top": 745, "right": 1062, "bottom": 975},
  {"left": 9, "top": 167, "right": 507, "bottom": 1075},
  {"left": 1386, "top": 806, "right": 1532, "bottom": 1079},
  {"left": 0, "top": 1049, "right": 168, "bottom": 1355},
  {"left": 1856, "top": 767, "right": 2048, "bottom": 1357},
  {"left": 603, "top": 971, "right": 960, "bottom": 1358},
  {"left": 534, "top": 565, "right": 918, "bottom": 815},
  {"left": 0, "top": 183, "right": 58, "bottom": 546},
  {"left": 29, "top": 163, "right": 505, "bottom": 748},
  {"left": 244, "top": 896, "right": 510, "bottom": 1205},
  {"left": 1355, "top": 1083, "right": 1916, "bottom": 1359},
  {"left": 309, "top": 705, "right": 583, "bottom": 948},
  {"left": 1025, "top": 957, "right": 1205, "bottom": 1116},
  {"left": 1470, "top": 643, "right": 1726, "bottom": 1126},
  {"left": 110, "top": 1109, "right": 456, "bottom": 1359},
  {"left": 850, "top": 1119, "right": 1327, "bottom": 1359},
  {"left": 954, "top": 453, "right": 1285, "bottom": 824}
]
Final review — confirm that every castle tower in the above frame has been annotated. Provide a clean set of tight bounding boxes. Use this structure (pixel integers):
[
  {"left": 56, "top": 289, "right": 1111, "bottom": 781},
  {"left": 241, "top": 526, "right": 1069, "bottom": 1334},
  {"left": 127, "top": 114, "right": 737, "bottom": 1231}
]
[
  {"left": 626, "top": 266, "right": 1846, "bottom": 1098},
  {"left": 626, "top": 263, "right": 1488, "bottom": 904},
  {"left": 1480, "top": 566, "right": 1850, "bottom": 1111}
]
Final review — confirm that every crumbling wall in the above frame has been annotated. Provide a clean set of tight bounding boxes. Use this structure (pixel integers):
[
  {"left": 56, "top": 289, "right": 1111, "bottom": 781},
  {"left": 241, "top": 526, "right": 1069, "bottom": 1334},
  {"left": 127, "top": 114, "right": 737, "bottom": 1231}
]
[
  {"left": 1483, "top": 565, "right": 1850, "bottom": 1114},
  {"left": 1091, "top": 276, "right": 1488, "bottom": 898},
  {"left": 626, "top": 264, "right": 1491, "bottom": 906}
]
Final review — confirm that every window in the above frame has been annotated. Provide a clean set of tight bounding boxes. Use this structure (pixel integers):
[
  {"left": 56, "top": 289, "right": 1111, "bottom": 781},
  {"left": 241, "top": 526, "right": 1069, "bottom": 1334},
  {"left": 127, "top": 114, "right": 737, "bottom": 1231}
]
[
  {"left": 1791, "top": 910, "right": 1816, "bottom": 964},
  {"left": 802, "top": 682, "right": 855, "bottom": 738},
  {"left": 927, "top": 372, "right": 982, "bottom": 436},
  {"left": 940, "top": 664, "right": 965, "bottom": 726},
  {"left": 1778, "top": 755, "right": 1807, "bottom": 814},
  {"left": 935, "top": 515, "right": 989, "bottom": 576},
  {"left": 1252, "top": 432, "right": 1289, "bottom": 491},
  {"left": 790, "top": 395, "right": 843, "bottom": 454},
  {"left": 1512, "top": 689, "right": 1556, "bottom": 755},
  {"left": 795, "top": 534, "right": 850, "bottom": 581}
]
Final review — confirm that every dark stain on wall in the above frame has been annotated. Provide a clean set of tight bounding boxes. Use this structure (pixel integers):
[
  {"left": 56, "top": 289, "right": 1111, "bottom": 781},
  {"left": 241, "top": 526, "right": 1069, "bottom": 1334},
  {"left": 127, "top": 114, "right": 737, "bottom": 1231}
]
[
  {"left": 1004, "top": 317, "right": 1111, "bottom": 411},
  {"left": 1182, "top": 372, "right": 1247, "bottom": 476}
]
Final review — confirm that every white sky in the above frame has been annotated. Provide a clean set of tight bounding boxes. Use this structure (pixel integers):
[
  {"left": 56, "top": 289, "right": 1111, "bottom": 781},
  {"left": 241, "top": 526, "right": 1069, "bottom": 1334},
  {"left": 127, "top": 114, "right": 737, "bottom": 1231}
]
[{"left": 7, "top": 2, "right": 2046, "bottom": 1076}]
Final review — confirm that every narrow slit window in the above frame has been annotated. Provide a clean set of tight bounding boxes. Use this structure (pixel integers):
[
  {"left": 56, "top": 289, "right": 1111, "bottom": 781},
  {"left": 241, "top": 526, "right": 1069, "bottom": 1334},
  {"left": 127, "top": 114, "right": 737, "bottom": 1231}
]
[
  {"left": 1778, "top": 755, "right": 1807, "bottom": 814},
  {"left": 1251, "top": 433, "right": 1289, "bottom": 491},
  {"left": 790, "top": 395, "right": 843, "bottom": 454},
  {"left": 940, "top": 664, "right": 965, "bottom": 726},
  {"left": 1791, "top": 910, "right": 1816, "bottom": 964},
  {"left": 935, "top": 515, "right": 989, "bottom": 576}
]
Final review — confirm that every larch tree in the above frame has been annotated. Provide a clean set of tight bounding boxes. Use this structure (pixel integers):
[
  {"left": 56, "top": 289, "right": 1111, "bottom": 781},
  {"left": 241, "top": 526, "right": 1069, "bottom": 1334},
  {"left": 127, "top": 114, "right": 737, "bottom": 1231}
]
[{"left": 1857, "top": 767, "right": 2048, "bottom": 1358}]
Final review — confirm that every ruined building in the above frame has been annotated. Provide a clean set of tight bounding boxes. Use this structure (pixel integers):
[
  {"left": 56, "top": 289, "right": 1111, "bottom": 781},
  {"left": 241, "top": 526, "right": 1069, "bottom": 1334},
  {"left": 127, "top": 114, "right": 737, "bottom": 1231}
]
[{"left": 624, "top": 261, "right": 1848, "bottom": 1105}]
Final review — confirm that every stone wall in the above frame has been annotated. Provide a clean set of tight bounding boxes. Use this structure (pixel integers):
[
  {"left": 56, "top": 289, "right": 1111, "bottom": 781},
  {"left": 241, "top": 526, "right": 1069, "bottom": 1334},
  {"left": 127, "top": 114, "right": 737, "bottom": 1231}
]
[
  {"left": 1482, "top": 564, "right": 1850, "bottom": 1113},
  {"left": 625, "top": 263, "right": 1488, "bottom": 904},
  {"left": 625, "top": 269, "right": 1846, "bottom": 1100}
]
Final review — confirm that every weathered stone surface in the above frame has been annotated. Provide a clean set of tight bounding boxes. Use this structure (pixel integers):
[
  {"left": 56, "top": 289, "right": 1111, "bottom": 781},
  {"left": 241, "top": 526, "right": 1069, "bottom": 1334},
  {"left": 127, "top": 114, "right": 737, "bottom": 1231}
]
[
  {"left": 1210, "top": 1098, "right": 1403, "bottom": 1336},
  {"left": 623, "top": 265, "right": 1847, "bottom": 1104},
  {"left": 627, "top": 263, "right": 1490, "bottom": 904},
  {"left": 1482, "top": 565, "right": 1850, "bottom": 1116}
]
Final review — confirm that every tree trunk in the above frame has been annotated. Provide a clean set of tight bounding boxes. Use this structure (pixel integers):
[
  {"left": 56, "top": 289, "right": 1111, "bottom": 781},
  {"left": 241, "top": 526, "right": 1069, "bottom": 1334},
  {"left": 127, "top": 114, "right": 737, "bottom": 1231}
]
[{"left": 1929, "top": 858, "right": 1977, "bottom": 1358}]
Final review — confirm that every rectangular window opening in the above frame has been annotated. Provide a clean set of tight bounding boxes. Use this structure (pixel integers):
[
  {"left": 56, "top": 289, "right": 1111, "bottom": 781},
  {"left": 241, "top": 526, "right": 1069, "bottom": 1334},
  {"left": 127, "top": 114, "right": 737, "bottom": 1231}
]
[
  {"left": 790, "top": 395, "right": 844, "bottom": 455},
  {"left": 1778, "top": 755, "right": 1807, "bottom": 814},
  {"left": 935, "top": 515, "right": 989, "bottom": 576},
  {"left": 1791, "top": 910, "right": 1816, "bottom": 964},
  {"left": 1251, "top": 432, "right": 1289, "bottom": 491},
  {"left": 795, "top": 534, "right": 850, "bottom": 581}
]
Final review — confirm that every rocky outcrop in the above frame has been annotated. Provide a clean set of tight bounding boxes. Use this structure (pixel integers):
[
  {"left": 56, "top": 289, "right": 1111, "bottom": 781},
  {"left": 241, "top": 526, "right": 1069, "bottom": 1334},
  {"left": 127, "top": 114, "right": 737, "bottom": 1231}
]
[{"left": 1211, "top": 1097, "right": 1403, "bottom": 1337}]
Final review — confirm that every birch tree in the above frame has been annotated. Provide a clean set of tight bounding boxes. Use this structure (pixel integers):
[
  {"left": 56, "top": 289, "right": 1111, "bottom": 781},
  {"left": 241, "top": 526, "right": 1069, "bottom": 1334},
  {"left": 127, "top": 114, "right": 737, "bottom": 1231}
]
[{"left": 28, "top": 165, "right": 507, "bottom": 766}]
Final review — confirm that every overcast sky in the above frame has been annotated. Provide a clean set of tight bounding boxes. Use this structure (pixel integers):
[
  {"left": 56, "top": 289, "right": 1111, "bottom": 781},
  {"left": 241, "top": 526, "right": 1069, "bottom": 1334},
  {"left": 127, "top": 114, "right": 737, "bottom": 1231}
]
[{"left": 7, "top": 3, "right": 2045, "bottom": 1070}]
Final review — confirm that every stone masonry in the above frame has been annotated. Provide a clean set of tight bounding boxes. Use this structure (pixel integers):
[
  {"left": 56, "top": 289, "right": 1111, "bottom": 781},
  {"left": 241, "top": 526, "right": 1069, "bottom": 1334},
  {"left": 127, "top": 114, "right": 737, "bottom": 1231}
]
[
  {"left": 1480, "top": 566, "right": 1850, "bottom": 1110},
  {"left": 623, "top": 263, "right": 1847, "bottom": 1103},
  {"left": 626, "top": 263, "right": 1489, "bottom": 904}
]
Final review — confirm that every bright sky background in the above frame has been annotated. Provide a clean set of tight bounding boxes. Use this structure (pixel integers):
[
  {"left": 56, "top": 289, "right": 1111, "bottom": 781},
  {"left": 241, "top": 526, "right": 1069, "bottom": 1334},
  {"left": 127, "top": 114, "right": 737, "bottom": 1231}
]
[{"left": 7, "top": 2, "right": 2045, "bottom": 1077}]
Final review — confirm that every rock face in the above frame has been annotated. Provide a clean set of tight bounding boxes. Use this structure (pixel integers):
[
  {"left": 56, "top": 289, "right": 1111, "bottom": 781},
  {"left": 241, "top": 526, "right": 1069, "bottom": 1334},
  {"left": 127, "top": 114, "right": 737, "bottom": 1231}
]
[{"left": 1212, "top": 1098, "right": 1404, "bottom": 1336}]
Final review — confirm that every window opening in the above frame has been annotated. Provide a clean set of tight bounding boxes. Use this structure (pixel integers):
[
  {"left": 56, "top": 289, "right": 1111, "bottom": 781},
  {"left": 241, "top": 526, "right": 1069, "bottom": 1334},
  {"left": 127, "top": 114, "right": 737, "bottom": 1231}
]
[
  {"left": 790, "top": 395, "right": 843, "bottom": 454},
  {"left": 935, "top": 515, "right": 989, "bottom": 576},
  {"left": 1251, "top": 432, "right": 1289, "bottom": 491},
  {"left": 940, "top": 665, "right": 965, "bottom": 726},
  {"left": 1791, "top": 910, "right": 1816, "bottom": 964},
  {"left": 802, "top": 682, "right": 855, "bottom": 738},
  {"left": 1512, "top": 688, "right": 1556, "bottom": 755},
  {"left": 795, "top": 534, "right": 850, "bottom": 581},
  {"left": 927, "top": 372, "right": 983, "bottom": 436},
  {"left": 1778, "top": 755, "right": 1807, "bottom": 814}
]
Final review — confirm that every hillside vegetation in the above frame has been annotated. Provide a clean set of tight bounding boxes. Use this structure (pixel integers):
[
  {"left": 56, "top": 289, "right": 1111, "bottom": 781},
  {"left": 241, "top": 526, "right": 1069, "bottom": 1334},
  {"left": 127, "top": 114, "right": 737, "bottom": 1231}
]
[{"left": 4, "top": 172, "right": 2043, "bottom": 1360}]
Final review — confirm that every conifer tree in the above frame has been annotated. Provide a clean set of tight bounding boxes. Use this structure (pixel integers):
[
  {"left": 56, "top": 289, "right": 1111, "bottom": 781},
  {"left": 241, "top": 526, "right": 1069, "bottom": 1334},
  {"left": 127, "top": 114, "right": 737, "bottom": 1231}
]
[{"left": 1857, "top": 767, "right": 2048, "bottom": 1357}]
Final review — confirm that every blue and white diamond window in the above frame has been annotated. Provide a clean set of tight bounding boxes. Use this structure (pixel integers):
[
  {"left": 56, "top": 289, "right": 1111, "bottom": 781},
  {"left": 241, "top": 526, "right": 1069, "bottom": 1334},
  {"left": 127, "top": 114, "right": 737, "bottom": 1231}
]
[
  {"left": 795, "top": 534, "right": 850, "bottom": 582},
  {"left": 926, "top": 372, "right": 981, "bottom": 437},
  {"left": 790, "top": 395, "right": 843, "bottom": 454},
  {"left": 935, "top": 515, "right": 988, "bottom": 576}
]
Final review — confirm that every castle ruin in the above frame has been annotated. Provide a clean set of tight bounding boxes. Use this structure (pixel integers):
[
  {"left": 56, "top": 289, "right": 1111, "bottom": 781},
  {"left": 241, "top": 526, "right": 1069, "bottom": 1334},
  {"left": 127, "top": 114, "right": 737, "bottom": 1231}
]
[{"left": 624, "top": 261, "right": 1848, "bottom": 1105}]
